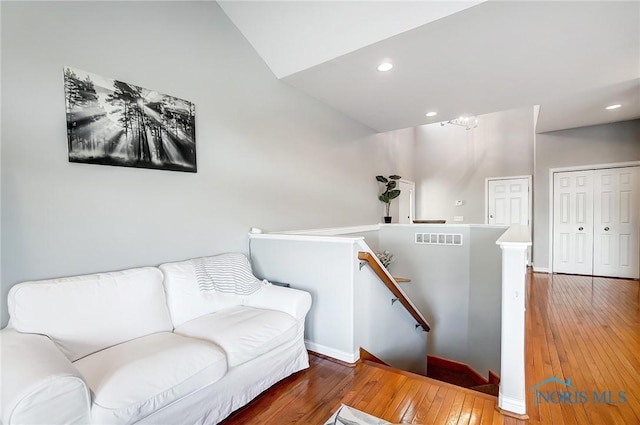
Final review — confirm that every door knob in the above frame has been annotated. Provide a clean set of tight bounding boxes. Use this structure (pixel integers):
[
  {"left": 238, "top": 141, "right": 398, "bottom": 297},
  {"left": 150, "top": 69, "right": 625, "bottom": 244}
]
[
  {"left": 578, "top": 227, "right": 583, "bottom": 231},
  {"left": 604, "top": 227, "right": 610, "bottom": 231},
  {"left": 489, "top": 215, "right": 494, "bottom": 218}
]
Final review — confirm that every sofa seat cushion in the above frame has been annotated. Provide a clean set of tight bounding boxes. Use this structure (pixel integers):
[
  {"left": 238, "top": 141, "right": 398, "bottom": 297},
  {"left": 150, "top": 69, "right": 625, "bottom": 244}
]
[
  {"left": 73, "top": 332, "right": 227, "bottom": 424},
  {"left": 175, "top": 306, "right": 297, "bottom": 368}
]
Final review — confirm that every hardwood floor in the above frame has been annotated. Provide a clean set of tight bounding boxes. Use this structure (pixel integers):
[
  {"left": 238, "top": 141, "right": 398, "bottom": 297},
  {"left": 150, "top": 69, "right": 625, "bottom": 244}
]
[
  {"left": 221, "top": 355, "right": 510, "bottom": 424},
  {"left": 221, "top": 273, "right": 639, "bottom": 424},
  {"left": 525, "top": 273, "right": 640, "bottom": 425}
]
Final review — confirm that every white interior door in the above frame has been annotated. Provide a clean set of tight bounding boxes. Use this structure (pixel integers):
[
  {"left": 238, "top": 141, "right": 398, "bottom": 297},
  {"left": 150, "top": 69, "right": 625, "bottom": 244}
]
[
  {"left": 552, "top": 170, "right": 594, "bottom": 275},
  {"left": 487, "top": 176, "right": 532, "bottom": 264},
  {"left": 593, "top": 167, "right": 640, "bottom": 278},
  {"left": 487, "top": 178, "right": 530, "bottom": 226},
  {"left": 397, "top": 180, "right": 415, "bottom": 224}
]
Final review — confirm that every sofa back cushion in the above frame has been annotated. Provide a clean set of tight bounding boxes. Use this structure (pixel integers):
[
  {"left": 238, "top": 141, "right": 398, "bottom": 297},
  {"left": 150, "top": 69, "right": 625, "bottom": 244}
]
[
  {"left": 160, "top": 253, "right": 261, "bottom": 327},
  {"left": 7, "top": 267, "right": 172, "bottom": 361}
]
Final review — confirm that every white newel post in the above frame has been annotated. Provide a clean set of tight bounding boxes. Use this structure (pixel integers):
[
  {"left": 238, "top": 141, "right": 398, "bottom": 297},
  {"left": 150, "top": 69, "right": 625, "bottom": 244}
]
[{"left": 496, "top": 226, "right": 531, "bottom": 418}]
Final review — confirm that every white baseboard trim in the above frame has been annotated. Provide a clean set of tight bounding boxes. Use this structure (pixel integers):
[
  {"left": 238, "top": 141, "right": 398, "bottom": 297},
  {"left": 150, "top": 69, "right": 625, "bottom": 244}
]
[
  {"left": 304, "top": 340, "right": 359, "bottom": 364},
  {"left": 498, "top": 392, "right": 527, "bottom": 415},
  {"left": 532, "top": 266, "right": 550, "bottom": 273}
]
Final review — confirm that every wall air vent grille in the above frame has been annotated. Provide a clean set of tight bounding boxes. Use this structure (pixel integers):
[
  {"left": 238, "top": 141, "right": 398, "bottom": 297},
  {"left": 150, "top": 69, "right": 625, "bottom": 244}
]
[{"left": 414, "top": 233, "right": 463, "bottom": 246}]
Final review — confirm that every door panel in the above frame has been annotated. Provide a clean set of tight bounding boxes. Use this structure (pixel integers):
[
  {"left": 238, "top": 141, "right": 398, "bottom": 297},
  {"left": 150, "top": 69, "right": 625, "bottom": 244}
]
[
  {"left": 510, "top": 197, "right": 522, "bottom": 224},
  {"left": 593, "top": 167, "right": 639, "bottom": 278},
  {"left": 495, "top": 198, "right": 505, "bottom": 224},
  {"left": 487, "top": 178, "right": 529, "bottom": 226},
  {"left": 553, "top": 170, "right": 594, "bottom": 275},
  {"left": 488, "top": 177, "right": 531, "bottom": 263}
]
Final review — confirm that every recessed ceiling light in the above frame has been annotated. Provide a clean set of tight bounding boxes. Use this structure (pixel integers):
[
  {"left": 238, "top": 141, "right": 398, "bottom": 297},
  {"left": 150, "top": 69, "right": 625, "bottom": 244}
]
[
  {"left": 425, "top": 112, "right": 437, "bottom": 117},
  {"left": 605, "top": 104, "right": 622, "bottom": 110},
  {"left": 377, "top": 62, "right": 393, "bottom": 72}
]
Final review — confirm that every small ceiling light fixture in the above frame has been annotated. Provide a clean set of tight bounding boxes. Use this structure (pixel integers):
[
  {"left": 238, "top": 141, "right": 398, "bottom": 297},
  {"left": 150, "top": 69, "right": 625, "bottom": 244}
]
[
  {"left": 605, "top": 104, "right": 622, "bottom": 110},
  {"left": 425, "top": 111, "right": 438, "bottom": 117},
  {"left": 441, "top": 115, "right": 478, "bottom": 130},
  {"left": 377, "top": 62, "right": 393, "bottom": 72}
]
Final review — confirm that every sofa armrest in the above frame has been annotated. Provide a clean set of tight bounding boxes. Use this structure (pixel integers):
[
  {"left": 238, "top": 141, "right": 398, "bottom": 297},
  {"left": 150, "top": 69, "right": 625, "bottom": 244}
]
[
  {"left": 244, "top": 284, "right": 312, "bottom": 321},
  {"left": 1, "top": 329, "right": 91, "bottom": 425}
]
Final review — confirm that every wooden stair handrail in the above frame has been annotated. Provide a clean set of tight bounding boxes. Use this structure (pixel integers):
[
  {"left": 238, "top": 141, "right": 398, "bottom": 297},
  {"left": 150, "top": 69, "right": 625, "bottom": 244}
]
[{"left": 358, "top": 251, "right": 431, "bottom": 332}]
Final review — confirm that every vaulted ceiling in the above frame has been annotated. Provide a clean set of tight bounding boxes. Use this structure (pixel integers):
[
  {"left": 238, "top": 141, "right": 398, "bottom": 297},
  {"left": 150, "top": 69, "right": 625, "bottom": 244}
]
[{"left": 219, "top": 1, "right": 640, "bottom": 134}]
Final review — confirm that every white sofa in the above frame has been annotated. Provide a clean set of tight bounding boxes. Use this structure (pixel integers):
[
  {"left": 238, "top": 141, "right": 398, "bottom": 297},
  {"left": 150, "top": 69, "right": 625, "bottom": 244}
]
[{"left": 1, "top": 253, "right": 311, "bottom": 425}]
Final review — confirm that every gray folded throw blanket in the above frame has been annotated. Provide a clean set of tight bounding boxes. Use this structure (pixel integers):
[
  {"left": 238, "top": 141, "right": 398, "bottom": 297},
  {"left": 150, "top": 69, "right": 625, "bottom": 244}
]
[{"left": 192, "top": 253, "right": 262, "bottom": 296}]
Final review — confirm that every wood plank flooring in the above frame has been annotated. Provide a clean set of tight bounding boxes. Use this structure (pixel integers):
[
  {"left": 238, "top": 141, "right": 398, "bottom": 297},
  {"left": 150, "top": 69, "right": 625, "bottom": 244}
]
[
  {"left": 525, "top": 273, "right": 640, "bottom": 425},
  {"left": 221, "top": 273, "right": 639, "bottom": 424},
  {"left": 221, "top": 355, "right": 510, "bottom": 424}
]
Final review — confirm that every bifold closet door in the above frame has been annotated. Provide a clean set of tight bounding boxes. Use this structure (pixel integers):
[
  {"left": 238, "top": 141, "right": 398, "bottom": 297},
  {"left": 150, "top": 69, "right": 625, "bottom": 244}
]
[
  {"left": 553, "top": 166, "right": 640, "bottom": 279},
  {"left": 593, "top": 167, "right": 640, "bottom": 279},
  {"left": 553, "top": 170, "right": 594, "bottom": 275}
]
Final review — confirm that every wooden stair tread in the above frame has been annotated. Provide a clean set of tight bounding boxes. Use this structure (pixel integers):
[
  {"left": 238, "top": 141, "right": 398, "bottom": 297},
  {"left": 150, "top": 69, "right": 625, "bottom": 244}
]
[
  {"left": 362, "top": 360, "right": 498, "bottom": 401},
  {"left": 392, "top": 276, "right": 411, "bottom": 282},
  {"left": 470, "top": 383, "right": 500, "bottom": 397}
]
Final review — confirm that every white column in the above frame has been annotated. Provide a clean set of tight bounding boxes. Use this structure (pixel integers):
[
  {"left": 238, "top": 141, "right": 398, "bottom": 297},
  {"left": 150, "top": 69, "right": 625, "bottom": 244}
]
[{"left": 496, "top": 226, "right": 531, "bottom": 418}]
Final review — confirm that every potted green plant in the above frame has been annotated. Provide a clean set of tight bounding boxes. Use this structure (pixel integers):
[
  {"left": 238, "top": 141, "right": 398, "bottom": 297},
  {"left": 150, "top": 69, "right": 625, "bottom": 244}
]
[{"left": 376, "top": 175, "right": 401, "bottom": 223}]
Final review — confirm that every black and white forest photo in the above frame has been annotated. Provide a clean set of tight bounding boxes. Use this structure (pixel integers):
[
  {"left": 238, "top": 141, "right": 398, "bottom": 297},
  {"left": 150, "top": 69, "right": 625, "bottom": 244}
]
[{"left": 64, "top": 67, "right": 197, "bottom": 172}]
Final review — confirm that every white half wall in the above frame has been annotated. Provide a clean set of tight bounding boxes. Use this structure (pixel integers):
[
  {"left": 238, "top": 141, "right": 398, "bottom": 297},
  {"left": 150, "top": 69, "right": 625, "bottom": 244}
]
[
  {"left": 379, "top": 224, "right": 504, "bottom": 375},
  {"left": 354, "top": 240, "right": 428, "bottom": 374},
  {"left": 468, "top": 226, "right": 504, "bottom": 375},
  {"left": 249, "top": 236, "right": 357, "bottom": 361},
  {"left": 249, "top": 234, "right": 427, "bottom": 372}
]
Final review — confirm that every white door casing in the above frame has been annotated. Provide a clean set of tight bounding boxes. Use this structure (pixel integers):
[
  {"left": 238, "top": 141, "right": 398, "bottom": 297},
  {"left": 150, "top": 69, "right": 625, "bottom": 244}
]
[
  {"left": 552, "top": 170, "right": 594, "bottom": 275},
  {"left": 397, "top": 180, "right": 415, "bottom": 224}
]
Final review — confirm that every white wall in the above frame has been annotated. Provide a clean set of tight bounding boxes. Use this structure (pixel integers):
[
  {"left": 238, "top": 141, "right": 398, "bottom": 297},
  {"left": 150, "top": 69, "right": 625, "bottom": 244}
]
[
  {"left": 379, "top": 224, "right": 504, "bottom": 375},
  {"left": 0, "top": 2, "right": 405, "bottom": 326},
  {"left": 248, "top": 234, "right": 427, "bottom": 373},
  {"left": 353, "top": 240, "right": 427, "bottom": 374},
  {"left": 379, "top": 225, "right": 470, "bottom": 361},
  {"left": 0, "top": 3, "right": 3, "bottom": 323},
  {"left": 413, "top": 107, "right": 534, "bottom": 223},
  {"left": 468, "top": 226, "right": 503, "bottom": 375},
  {"left": 249, "top": 237, "right": 357, "bottom": 361},
  {"left": 369, "top": 127, "right": 415, "bottom": 222},
  {"left": 533, "top": 120, "right": 640, "bottom": 270},
  {"left": 339, "top": 230, "right": 381, "bottom": 252},
  {"left": 251, "top": 224, "right": 504, "bottom": 375}
]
